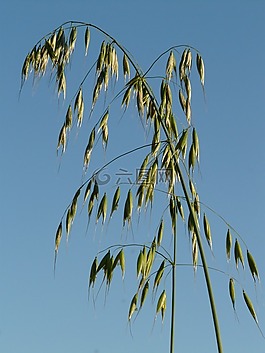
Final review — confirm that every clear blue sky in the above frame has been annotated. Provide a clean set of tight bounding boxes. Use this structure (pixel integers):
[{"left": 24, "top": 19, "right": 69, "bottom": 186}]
[{"left": 1, "top": 1, "right": 265, "bottom": 352}]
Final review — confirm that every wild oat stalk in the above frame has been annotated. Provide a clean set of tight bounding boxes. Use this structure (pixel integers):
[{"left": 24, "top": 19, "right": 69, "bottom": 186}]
[{"left": 22, "top": 21, "right": 263, "bottom": 353}]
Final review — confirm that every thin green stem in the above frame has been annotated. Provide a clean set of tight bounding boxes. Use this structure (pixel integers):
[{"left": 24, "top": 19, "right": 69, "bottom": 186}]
[
  {"left": 173, "top": 158, "right": 223, "bottom": 353},
  {"left": 170, "top": 213, "right": 177, "bottom": 353}
]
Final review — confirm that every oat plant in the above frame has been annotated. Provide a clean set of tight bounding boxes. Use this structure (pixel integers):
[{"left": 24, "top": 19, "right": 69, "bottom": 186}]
[{"left": 21, "top": 21, "right": 263, "bottom": 353}]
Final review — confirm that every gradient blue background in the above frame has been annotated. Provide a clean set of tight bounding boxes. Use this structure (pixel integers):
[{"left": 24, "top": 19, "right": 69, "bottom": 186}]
[{"left": 1, "top": 1, "right": 265, "bottom": 352}]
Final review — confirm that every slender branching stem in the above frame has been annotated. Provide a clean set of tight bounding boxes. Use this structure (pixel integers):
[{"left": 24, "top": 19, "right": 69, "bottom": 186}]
[
  {"left": 173, "top": 158, "right": 223, "bottom": 353},
  {"left": 170, "top": 216, "right": 177, "bottom": 353}
]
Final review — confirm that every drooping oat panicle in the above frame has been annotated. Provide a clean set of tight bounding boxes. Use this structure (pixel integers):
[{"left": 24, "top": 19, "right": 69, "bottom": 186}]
[
  {"left": 89, "top": 257, "right": 98, "bottom": 288},
  {"left": 140, "top": 280, "right": 149, "bottom": 309},
  {"left": 123, "top": 189, "right": 133, "bottom": 226},
  {"left": 247, "top": 250, "right": 259, "bottom": 282},
  {"left": 56, "top": 64, "right": 66, "bottom": 99},
  {"left": 184, "top": 75, "right": 191, "bottom": 102},
  {"left": 84, "top": 27, "right": 90, "bottom": 56},
  {"left": 164, "top": 82, "right": 172, "bottom": 109},
  {"left": 54, "top": 221, "right": 63, "bottom": 272},
  {"left": 136, "top": 80, "right": 144, "bottom": 116},
  {"left": 84, "top": 180, "right": 93, "bottom": 203},
  {"left": 178, "top": 89, "right": 186, "bottom": 113},
  {"left": 156, "top": 290, "right": 167, "bottom": 321},
  {"left": 21, "top": 53, "right": 31, "bottom": 82},
  {"left": 161, "top": 145, "right": 171, "bottom": 170},
  {"left": 192, "top": 128, "right": 199, "bottom": 161},
  {"left": 121, "top": 86, "right": 132, "bottom": 109},
  {"left": 167, "top": 114, "right": 178, "bottom": 141},
  {"left": 119, "top": 249, "right": 126, "bottom": 279},
  {"left": 65, "top": 189, "right": 80, "bottom": 239},
  {"left": 106, "top": 255, "right": 114, "bottom": 288},
  {"left": 113, "top": 249, "right": 125, "bottom": 279},
  {"left": 234, "top": 239, "right": 244, "bottom": 269},
  {"left": 188, "top": 144, "right": 196, "bottom": 171},
  {"left": 157, "top": 219, "right": 164, "bottom": 246},
  {"left": 55, "top": 222, "right": 63, "bottom": 254},
  {"left": 145, "top": 240, "right": 156, "bottom": 278},
  {"left": 68, "top": 26, "right": 77, "bottom": 53},
  {"left": 57, "top": 123, "right": 67, "bottom": 153},
  {"left": 196, "top": 53, "right": 205, "bottom": 87},
  {"left": 92, "top": 71, "right": 104, "bottom": 108},
  {"left": 108, "top": 44, "right": 118, "bottom": 80},
  {"left": 137, "top": 155, "right": 149, "bottom": 183},
  {"left": 184, "top": 49, "right": 192, "bottom": 72},
  {"left": 176, "top": 129, "right": 189, "bottom": 159},
  {"left": 187, "top": 211, "right": 193, "bottom": 235},
  {"left": 66, "top": 208, "right": 73, "bottom": 236},
  {"left": 179, "top": 49, "right": 188, "bottom": 81},
  {"left": 110, "top": 186, "right": 120, "bottom": 218},
  {"left": 84, "top": 128, "right": 96, "bottom": 169},
  {"left": 189, "top": 179, "right": 196, "bottom": 197},
  {"left": 243, "top": 290, "right": 258, "bottom": 324},
  {"left": 128, "top": 293, "right": 138, "bottom": 321},
  {"left": 166, "top": 50, "right": 177, "bottom": 80},
  {"left": 74, "top": 88, "right": 84, "bottom": 127},
  {"left": 137, "top": 250, "right": 144, "bottom": 279},
  {"left": 176, "top": 197, "right": 184, "bottom": 220},
  {"left": 151, "top": 128, "right": 160, "bottom": 157},
  {"left": 144, "top": 183, "right": 154, "bottom": 208},
  {"left": 87, "top": 193, "right": 95, "bottom": 220},
  {"left": 96, "top": 192, "right": 108, "bottom": 224},
  {"left": 97, "top": 250, "right": 111, "bottom": 274},
  {"left": 136, "top": 184, "right": 145, "bottom": 210},
  {"left": 192, "top": 232, "right": 198, "bottom": 272},
  {"left": 193, "top": 193, "right": 200, "bottom": 218},
  {"left": 226, "top": 229, "right": 232, "bottom": 261},
  {"left": 169, "top": 196, "right": 176, "bottom": 235},
  {"left": 65, "top": 105, "right": 73, "bottom": 130},
  {"left": 49, "top": 31, "right": 57, "bottom": 51},
  {"left": 203, "top": 213, "right": 212, "bottom": 251},
  {"left": 153, "top": 260, "right": 165, "bottom": 291},
  {"left": 229, "top": 278, "right": 236, "bottom": 311},
  {"left": 70, "top": 189, "right": 81, "bottom": 218},
  {"left": 96, "top": 41, "right": 106, "bottom": 72},
  {"left": 122, "top": 53, "right": 130, "bottom": 79},
  {"left": 185, "top": 99, "right": 191, "bottom": 124},
  {"left": 99, "top": 110, "right": 109, "bottom": 132}
]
